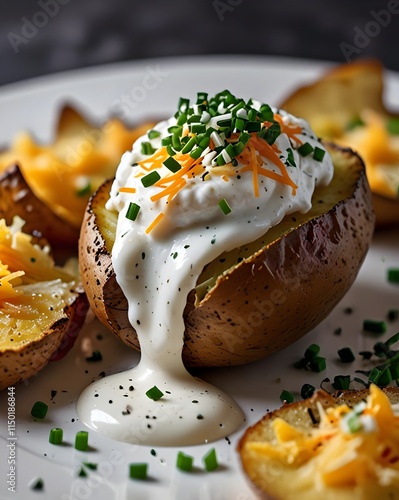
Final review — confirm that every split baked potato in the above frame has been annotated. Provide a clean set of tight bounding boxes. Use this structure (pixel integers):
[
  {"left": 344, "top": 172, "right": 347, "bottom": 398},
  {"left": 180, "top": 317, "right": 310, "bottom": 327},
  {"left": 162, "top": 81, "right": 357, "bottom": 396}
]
[
  {"left": 0, "top": 217, "right": 87, "bottom": 390},
  {"left": 238, "top": 385, "right": 399, "bottom": 499},
  {"left": 280, "top": 60, "right": 399, "bottom": 228},
  {"left": 0, "top": 105, "right": 156, "bottom": 247},
  {"left": 79, "top": 142, "right": 374, "bottom": 367}
]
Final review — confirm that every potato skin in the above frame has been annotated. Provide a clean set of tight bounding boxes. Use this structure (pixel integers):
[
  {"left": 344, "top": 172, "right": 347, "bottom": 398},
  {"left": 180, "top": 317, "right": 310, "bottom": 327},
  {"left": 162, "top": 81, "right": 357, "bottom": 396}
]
[
  {"left": 0, "top": 165, "right": 80, "bottom": 249},
  {"left": 0, "top": 288, "right": 88, "bottom": 390},
  {"left": 238, "top": 387, "right": 399, "bottom": 500},
  {"left": 79, "top": 144, "right": 374, "bottom": 367}
]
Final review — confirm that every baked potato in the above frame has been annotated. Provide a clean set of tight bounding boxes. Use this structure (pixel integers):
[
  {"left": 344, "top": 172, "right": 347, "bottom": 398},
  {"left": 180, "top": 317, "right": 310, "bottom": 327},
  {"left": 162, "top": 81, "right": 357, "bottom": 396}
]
[
  {"left": 0, "top": 104, "right": 156, "bottom": 246},
  {"left": 0, "top": 217, "right": 88, "bottom": 390},
  {"left": 280, "top": 60, "right": 399, "bottom": 228},
  {"left": 79, "top": 142, "right": 374, "bottom": 367},
  {"left": 238, "top": 385, "right": 399, "bottom": 499}
]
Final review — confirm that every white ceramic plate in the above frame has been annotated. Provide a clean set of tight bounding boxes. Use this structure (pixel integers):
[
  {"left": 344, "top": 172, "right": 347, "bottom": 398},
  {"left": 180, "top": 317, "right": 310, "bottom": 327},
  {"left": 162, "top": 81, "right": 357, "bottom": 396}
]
[{"left": 0, "top": 55, "right": 398, "bottom": 500}]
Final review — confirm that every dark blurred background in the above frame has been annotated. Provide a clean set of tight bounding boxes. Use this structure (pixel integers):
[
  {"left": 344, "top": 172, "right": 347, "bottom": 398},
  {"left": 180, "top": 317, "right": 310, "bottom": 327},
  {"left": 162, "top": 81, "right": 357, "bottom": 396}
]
[{"left": 1, "top": 0, "right": 399, "bottom": 87}]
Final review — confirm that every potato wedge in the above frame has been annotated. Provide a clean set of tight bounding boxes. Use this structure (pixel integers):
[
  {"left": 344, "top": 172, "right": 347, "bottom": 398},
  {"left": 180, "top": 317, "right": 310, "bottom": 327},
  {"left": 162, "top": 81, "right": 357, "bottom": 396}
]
[
  {"left": 280, "top": 60, "right": 399, "bottom": 227},
  {"left": 238, "top": 386, "right": 399, "bottom": 499},
  {"left": 0, "top": 217, "right": 87, "bottom": 390},
  {"left": 0, "top": 104, "right": 156, "bottom": 245},
  {"left": 79, "top": 143, "right": 374, "bottom": 367},
  {"left": 0, "top": 164, "right": 79, "bottom": 250}
]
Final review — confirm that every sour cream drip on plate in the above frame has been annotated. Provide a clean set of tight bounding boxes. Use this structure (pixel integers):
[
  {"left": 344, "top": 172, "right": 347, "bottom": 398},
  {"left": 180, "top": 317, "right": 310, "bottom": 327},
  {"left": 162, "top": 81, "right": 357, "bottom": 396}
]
[{"left": 77, "top": 91, "right": 333, "bottom": 446}]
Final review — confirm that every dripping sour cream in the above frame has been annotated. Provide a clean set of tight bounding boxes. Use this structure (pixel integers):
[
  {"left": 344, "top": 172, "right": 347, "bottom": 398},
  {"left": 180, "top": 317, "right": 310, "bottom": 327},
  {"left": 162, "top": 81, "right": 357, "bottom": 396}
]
[{"left": 77, "top": 92, "right": 334, "bottom": 446}]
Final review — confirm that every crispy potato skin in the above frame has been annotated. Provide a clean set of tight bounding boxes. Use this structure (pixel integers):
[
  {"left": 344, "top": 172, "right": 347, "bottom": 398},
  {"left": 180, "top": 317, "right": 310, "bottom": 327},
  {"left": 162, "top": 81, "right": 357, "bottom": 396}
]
[
  {"left": 0, "top": 165, "right": 80, "bottom": 249},
  {"left": 0, "top": 288, "right": 88, "bottom": 390},
  {"left": 238, "top": 387, "right": 399, "bottom": 499},
  {"left": 79, "top": 144, "right": 374, "bottom": 367}
]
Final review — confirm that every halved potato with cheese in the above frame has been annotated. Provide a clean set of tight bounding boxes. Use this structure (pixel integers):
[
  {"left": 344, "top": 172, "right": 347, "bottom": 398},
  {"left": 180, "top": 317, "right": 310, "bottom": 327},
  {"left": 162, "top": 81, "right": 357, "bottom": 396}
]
[
  {"left": 238, "top": 385, "right": 399, "bottom": 499},
  {"left": 0, "top": 105, "right": 156, "bottom": 246},
  {"left": 79, "top": 143, "right": 374, "bottom": 367},
  {"left": 280, "top": 60, "right": 399, "bottom": 227},
  {"left": 0, "top": 217, "right": 87, "bottom": 390}
]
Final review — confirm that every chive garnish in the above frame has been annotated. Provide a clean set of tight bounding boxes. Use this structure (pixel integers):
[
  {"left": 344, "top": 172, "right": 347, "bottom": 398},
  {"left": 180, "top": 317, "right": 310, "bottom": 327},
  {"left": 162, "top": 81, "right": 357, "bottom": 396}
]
[
  {"left": 309, "top": 356, "right": 326, "bottom": 372},
  {"left": 280, "top": 390, "right": 294, "bottom": 403},
  {"left": 218, "top": 199, "right": 232, "bottom": 215},
  {"left": 313, "top": 147, "right": 326, "bottom": 162},
  {"left": 148, "top": 129, "right": 161, "bottom": 140},
  {"left": 202, "top": 448, "right": 219, "bottom": 471},
  {"left": 163, "top": 156, "right": 181, "bottom": 173},
  {"left": 304, "top": 343, "right": 320, "bottom": 360},
  {"left": 141, "top": 142, "right": 156, "bottom": 156},
  {"left": 78, "top": 467, "right": 88, "bottom": 478},
  {"left": 332, "top": 375, "right": 351, "bottom": 390},
  {"left": 83, "top": 462, "right": 98, "bottom": 470},
  {"left": 129, "top": 463, "right": 148, "bottom": 480},
  {"left": 286, "top": 148, "right": 296, "bottom": 167},
  {"left": 126, "top": 202, "right": 140, "bottom": 221},
  {"left": 301, "top": 384, "right": 315, "bottom": 399},
  {"left": 146, "top": 386, "right": 164, "bottom": 401},
  {"left": 75, "top": 431, "right": 89, "bottom": 451},
  {"left": 176, "top": 451, "right": 194, "bottom": 472},
  {"left": 297, "top": 142, "right": 314, "bottom": 157},
  {"left": 141, "top": 171, "right": 161, "bottom": 188},
  {"left": 31, "top": 401, "right": 48, "bottom": 419},
  {"left": 31, "top": 478, "right": 44, "bottom": 491},
  {"left": 363, "top": 319, "right": 387, "bottom": 334},
  {"left": 338, "top": 347, "right": 355, "bottom": 363},
  {"left": 49, "top": 427, "right": 63, "bottom": 445},
  {"left": 388, "top": 268, "right": 399, "bottom": 284}
]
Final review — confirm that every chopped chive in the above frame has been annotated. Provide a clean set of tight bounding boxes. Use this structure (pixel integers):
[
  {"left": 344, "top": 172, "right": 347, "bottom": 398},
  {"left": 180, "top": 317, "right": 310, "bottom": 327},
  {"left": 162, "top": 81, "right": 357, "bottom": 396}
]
[
  {"left": 369, "top": 367, "right": 382, "bottom": 384},
  {"left": 202, "top": 448, "right": 219, "bottom": 471},
  {"left": 129, "top": 463, "right": 148, "bottom": 480},
  {"left": 216, "top": 118, "right": 232, "bottom": 128},
  {"left": 313, "top": 147, "right": 326, "bottom": 162},
  {"left": 148, "top": 129, "right": 160, "bottom": 140},
  {"left": 178, "top": 97, "right": 190, "bottom": 112},
  {"left": 234, "top": 117, "right": 245, "bottom": 132},
  {"left": 388, "top": 268, "right": 399, "bottom": 284},
  {"left": 301, "top": 384, "right": 315, "bottom": 399},
  {"left": 280, "top": 390, "right": 294, "bottom": 403},
  {"left": 190, "top": 123, "right": 206, "bottom": 134},
  {"left": 363, "top": 319, "right": 387, "bottom": 334},
  {"left": 161, "top": 136, "right": 172, "bottom": 146},
  {"left": 386, "top": 331, "right": 399, "bottom": 347},
  {"left": 332, "top": 375, "right": 351, "bottom": 390},
  {"left": 390, "top": 363, "right": 399, "bottom": 380},
  {"left": 172, "top": 134, "right": 182, "bottom": 151},
  {"left": 359, "top": 351, "right": 373, "bottom": 360},
  {"left": 177, "top": 112, "right": 188, "bottom": 126},
  {"left": 146, "top": 386, "right": 164, "bottom": 401},
  {"left": 141, "top": 171, "right": 161, "bottom": 188},
  {"left": 75, "top": 431, "right": 89, "bottom": 451},
  {"left": 83, "top": 462, "right": 98, "bottom": 470},
  {"left": 260, "top": 122, "right": 281, "bottom": 145},
  {"left": 141, "top": 141, "right": 156, "bottom": 156},
  {"left": 338, "top": 347, "right": 355, "bottom": 363},
  {"left": 181, "top": 136, "right": 197, "bottom": 154},
  {"left": 49, "top": 427, "right": 63, "bottom": 445},
  {"left": 176, "top": 451, "right": 193, "bottom": 472},
  {"left": 190, "top": 146, "right": 204, "bottom": 160},
  {"left": 239, "top": 131, "right": 251, "bottom": 145},
  {"left": 126, "top": 202, "right": 140, "bottom": 221},
  {"left": 163, "top": 156, "right": 181, "bottom": 173},
  {"left": 346, "top": 116, "right": 365, "bottom": 131},
  {"left": 30, "top": 478, "right": 44, "bottom": 491},
  {"left": 187, "top": 115, "right": 201, "bottom": 124},
  {"left": 286, "top": 147, "right": 296, "bottom": 167},
  {"left": 199, "top": 136, "right": 210, "bottom": 149},
  {"left": 78, "top": 467, "right": 88, "bottom": 478},
  {"left": 31, "top": 401, "right": 48, "bottom": 419},
  {"left": 379, "top": 367, "right": 393, "bottom": 386},
  {"left": 258, "top": 104, "right": 273, "bottom": 121},
  {"left": 245, "top": 121, "right": 261, "bottom": 132},
  {"left": 196, "top": 92, "right": 208, "bottom": 104},
  {"left": 388, "top": 309, "right": 399, "bottom": 322},
  {"left": 85, "top": 350, "right": 102, "bottom": 362},
  {"left": 387, "top": 116, "right": 399, "bottom": 135},
  {"left": 218, "top": 199, "right": 232, "bottom": 215},
  {"left": 168, "top": 125, "right": 183, "bottom": 134},
  {"left": 166, "top": 144, "right": 176, "bottom": 156},
  {"left": 309, "top": 356, "right": 326, "bottom": 372},
  {"left": 304, "top": 343, "right": 320, "bottom": 360},
  {"left": 297, "top": 142, "right": 314, "bottom": 157}
]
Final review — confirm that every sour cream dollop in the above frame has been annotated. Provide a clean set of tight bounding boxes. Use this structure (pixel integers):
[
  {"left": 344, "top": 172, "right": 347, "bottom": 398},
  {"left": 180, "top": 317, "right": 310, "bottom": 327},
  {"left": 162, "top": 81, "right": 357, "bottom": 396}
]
[{"left": 77, "top": 92, "right": 333, "bottom": 446}]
